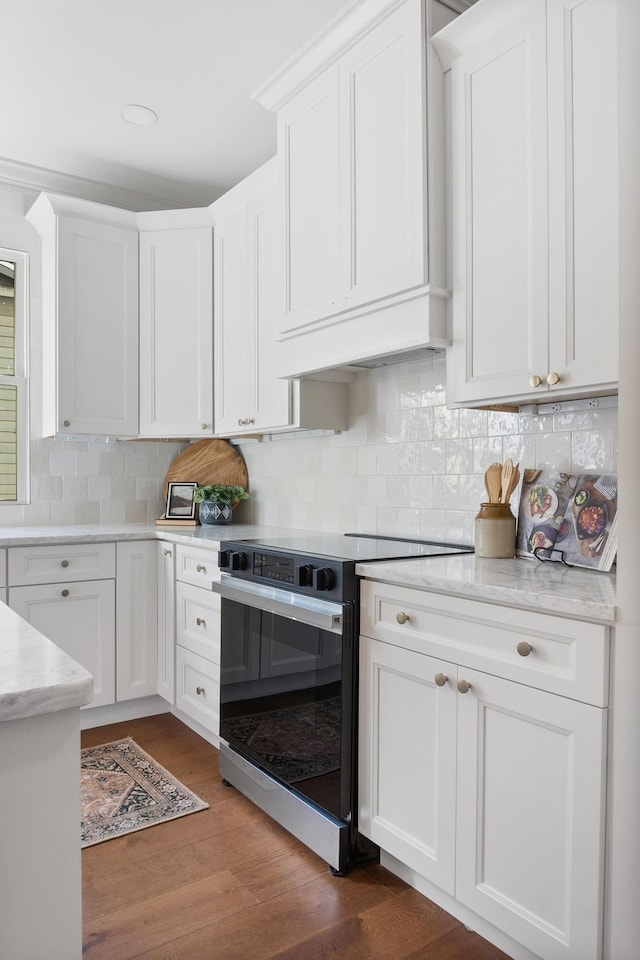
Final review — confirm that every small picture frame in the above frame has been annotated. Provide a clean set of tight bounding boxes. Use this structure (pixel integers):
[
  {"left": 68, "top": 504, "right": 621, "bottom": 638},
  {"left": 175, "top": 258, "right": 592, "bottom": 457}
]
[{"left": 165, "top": 482, "right": 197, "bottom": 520}]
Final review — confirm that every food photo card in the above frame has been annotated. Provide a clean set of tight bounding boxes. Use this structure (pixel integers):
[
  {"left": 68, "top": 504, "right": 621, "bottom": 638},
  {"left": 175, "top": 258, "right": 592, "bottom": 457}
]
[{"left": 516, "top": 469, "right": 576, "bottom": 560}]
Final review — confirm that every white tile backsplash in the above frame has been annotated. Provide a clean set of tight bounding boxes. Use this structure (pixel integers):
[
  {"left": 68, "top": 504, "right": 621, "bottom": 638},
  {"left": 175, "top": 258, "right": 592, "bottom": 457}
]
[
  {"left": 0, "top": 354, "right": 617, "bottom": 542},
  {"left": 237, "top": 353, "right": 618, "bottom": 545}
]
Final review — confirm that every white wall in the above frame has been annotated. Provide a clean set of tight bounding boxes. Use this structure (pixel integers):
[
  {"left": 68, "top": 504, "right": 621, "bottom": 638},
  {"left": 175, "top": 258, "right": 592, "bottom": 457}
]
[{"left": 235, "top": 352, "right": 618, "bottom": 544}]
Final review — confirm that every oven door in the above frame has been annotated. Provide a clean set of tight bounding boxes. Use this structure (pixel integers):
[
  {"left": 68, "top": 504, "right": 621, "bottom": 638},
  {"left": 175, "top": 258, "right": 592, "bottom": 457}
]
[{"left": 213, "top": 576, "right": 354, "bottom": 823}]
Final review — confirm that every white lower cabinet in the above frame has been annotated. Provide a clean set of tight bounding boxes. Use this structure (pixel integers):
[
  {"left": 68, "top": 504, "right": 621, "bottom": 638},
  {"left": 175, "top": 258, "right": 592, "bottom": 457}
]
[
  {"left": 9, "top": 579, "right": 116, "bottom": 707},
  {"left": 174, "top": 544, "right": 221, "bottom": 737},
  {"left": 7, "top": 540, "right": 159, "bottom": 710},
  {"left": 359, "top": 580, "right": 608, "bottom": 960}
]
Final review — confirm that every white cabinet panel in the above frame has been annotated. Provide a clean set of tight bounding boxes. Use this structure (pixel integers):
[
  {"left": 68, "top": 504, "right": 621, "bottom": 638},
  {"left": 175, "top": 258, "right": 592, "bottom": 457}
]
[
  {"left": 8, "top": 542, "right": 115, "bottom": 586},
  {"left": 9, "top": 580, "right": 115, "bottom": 707},
  {"left": 359, "top": 635, "right": 457, "bottom": 892},
  {"left": 116, "top": 541, "right": 158, "bottom": 701},
  {"left": 176, "top": 646, "right": 220, "bottom": 735},
  {"left": 139, "top": 223, "right": 213, "bottom": 437},
  {"left": 175, "top": 543, "right": 220, "bottom": 590},
  {"left": 176, "top": 580, "right": 221, "bottom": 663},
  {"left": 157, "top": 542, "right": 176, "bottom": 704},
  {"left": 26, "top": 193, "right": 139, "bottom": 437},
  {"left": 438, "top": 0, "right": 619, "bottom": 407},
  {"left": 456, "top": 667, "right": 606, "bottom": 960}
]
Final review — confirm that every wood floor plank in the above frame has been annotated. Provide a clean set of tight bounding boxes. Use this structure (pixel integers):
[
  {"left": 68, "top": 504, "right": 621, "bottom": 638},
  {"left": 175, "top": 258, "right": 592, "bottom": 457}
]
[
  {"left": 83, "top": 870, "right": 258, "bottom": 960},
  {"left": 127, "top": 870, "right": 397, "bottom": 960}
]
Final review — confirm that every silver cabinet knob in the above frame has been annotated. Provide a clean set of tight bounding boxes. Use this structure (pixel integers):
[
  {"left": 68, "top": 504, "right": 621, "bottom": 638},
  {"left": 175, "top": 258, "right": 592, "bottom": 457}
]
[
  {"left": 63, "top": 419, "right": 71, "bottom": 427},
  {"left": 457, "top": 679, "right": 472, "bottom": 694},
  {"left": 517, "top": 641, "right": 533, "bottom": 657},
  {"left": 396, "top": 611, "right": 410, "bottom": 625},
  {"left": 196, "top": 564, "right": 205, "bottom": 573},
  {"left": 238, "top": 418, "right": 245, "bottom": 426},
  {"left": 434, "top": 673, "right": 448, "bottom": 687},
  {"left": 196, "top": 617, "right": 205, "bottom": 627},
  {"left": 547, "top": 371, "right": 560, "bottom": 385},
  {"left": 60, "top": 559, "right": 69, "bottom": 568},
  {"left": 529, "top": 375, "right": 542, "bottom": 388},
  {"left": 196, "top": 686, "right": 205, "bottom": 695},
  {"left": 201, "top": 423, "right": 208, "bottom": 430},
  {"left": 163, "top": 548, "right": 171, "bottom": 557},
  {"left": 61, "top": 589, "right": 70, "bottom": 598},
  {"left": 245, "top": 417, "right": 255, "bottom": 426}
]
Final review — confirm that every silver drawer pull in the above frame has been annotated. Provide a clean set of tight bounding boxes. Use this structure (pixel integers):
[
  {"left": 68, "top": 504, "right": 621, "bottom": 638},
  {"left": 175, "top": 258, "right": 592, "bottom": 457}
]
[
  {"left": 457, "top": 679, "right": 472, "bottom": 694},
  {"left": 517, "top": 641, "right": 533, "bottom": 657},
  {"left": 196, "top": 686, "right": 205, "bottom": 695},
  {"left": 61, "top": 589, "right": 70, "bottom": 598},
  {"left": 60, "top": 560, "right": 69, "bottom": 568},
  {"left": 434, "top": 673, "right": 448, "bottom": 687},
  {"left": 196, "top": 563, "right": 205, "bottom": 573},
  {"left": 396, "top": 611, "right": 410, "bottom": 625},
  {"left": 196, "top": 617, "right": 206, "bottom": 627}
]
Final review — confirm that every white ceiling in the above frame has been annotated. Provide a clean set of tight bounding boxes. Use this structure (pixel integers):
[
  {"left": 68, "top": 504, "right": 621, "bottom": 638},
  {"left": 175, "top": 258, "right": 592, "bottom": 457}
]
[{"left": 3, "top": 0, "right": 350, "bottom": 209}]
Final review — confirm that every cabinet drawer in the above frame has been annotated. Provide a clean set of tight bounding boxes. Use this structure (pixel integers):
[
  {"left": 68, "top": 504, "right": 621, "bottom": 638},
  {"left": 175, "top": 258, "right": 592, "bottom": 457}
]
[
  {"left": 176, "top": 646, "right": 220, "bottom": 735},
  {"left": 175, "top": 544, "right": 220, "bottom": 589},
  {"left": 360, "top": 580, "right": 609, "bottom": 706},
  {"left": 8, "top": 542, "right": 116, "bottom": 586},
  {"left": 176, "top": 580, "right": 221, "bottom": 662}
]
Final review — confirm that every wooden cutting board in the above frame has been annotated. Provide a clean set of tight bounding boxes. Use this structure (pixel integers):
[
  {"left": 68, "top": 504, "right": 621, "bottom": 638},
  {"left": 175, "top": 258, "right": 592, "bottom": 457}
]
[{"left": 163, "top": 439, "right": 249, "bottom": 499}]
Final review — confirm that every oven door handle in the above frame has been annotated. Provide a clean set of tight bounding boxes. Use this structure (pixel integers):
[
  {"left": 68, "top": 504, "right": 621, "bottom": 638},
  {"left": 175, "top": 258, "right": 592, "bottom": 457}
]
[{"left": 212, "top": 577, "right": 345, "bottom": 634}]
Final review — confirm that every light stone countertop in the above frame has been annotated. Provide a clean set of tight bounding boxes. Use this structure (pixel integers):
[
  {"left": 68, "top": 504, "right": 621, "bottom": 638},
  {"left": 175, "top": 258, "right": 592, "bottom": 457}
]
[
  {"left": 0, "top": 602, "right": 93, "bottom": 722},
  {"left": 0, "top": 521, "right": 311, "bottom": 548},
  {"left": 356, "top": 554, "right": 616, "bottom": 623}
]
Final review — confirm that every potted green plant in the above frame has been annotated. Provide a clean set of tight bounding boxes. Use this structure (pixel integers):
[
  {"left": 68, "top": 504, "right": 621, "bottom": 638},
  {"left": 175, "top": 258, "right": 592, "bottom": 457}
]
[{"left": 193, "top": 483, "right": 249, "bottom": 525}]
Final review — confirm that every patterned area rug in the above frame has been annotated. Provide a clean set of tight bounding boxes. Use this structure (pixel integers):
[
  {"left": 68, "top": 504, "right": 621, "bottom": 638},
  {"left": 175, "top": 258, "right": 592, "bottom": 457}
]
[
  {"left": 81, "top": 737, "right": 208, "bottom": 847},
  {"left": 220, "top": 695, "right": 341, "bottom": 784}
]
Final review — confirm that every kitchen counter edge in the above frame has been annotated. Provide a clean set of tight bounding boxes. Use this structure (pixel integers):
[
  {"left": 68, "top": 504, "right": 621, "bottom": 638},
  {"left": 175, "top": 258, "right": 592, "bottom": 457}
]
[{"left": 356, "top": 553, "right": 616, "bottom": 623}]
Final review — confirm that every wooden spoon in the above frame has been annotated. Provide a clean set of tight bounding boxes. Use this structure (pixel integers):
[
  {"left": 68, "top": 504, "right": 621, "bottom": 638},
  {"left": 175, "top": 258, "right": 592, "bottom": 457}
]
[
  {"left": 484, "top": 463, "right": 502, "bottom": 503},
  {"left": 500, "top": 458, "right": 514, "bottom": 503},
  {"left": 505, "top": 462, "right": 520, "bottom": 503}
]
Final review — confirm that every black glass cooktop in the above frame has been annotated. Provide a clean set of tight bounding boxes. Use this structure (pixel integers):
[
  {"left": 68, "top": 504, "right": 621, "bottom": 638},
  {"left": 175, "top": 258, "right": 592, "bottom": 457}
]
[{"left": 231, "top": 533, "right": 473, "bottom": 563}]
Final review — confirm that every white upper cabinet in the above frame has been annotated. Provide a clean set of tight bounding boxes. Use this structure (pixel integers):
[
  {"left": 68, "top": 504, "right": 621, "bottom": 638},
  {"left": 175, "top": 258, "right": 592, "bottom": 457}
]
[
  {"left": 254, "top": 0, "right": 460, "bottom": 378},
  {"left": 435, "top": 0, "right": 619, "bottom": 407},
  {"left": 26, "top": 193, "right": 139, "bottom": 437},
  {"left": 138, "top": 209, "right": 214, "bottom": 438},
  {"left": 212, "top": 159, "right": 348, "bottom": 437}
]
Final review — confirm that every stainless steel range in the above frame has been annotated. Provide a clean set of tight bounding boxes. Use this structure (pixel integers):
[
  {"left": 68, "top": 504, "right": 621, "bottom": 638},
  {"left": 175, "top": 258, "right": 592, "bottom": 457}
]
[{"left": 213, "top": 533, "right": 472, "bottom": 874}]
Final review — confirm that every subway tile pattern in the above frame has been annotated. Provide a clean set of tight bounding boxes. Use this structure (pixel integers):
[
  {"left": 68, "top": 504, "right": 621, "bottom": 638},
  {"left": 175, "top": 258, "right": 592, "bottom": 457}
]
[
  {"left": 0, "top": 354, "right": 617, "bottom": 541},
  {"left": 0, "top": 438, "right": 187, "bottom": 527},
  {"left": 237, "top": 353, "right": 618, "bottom": 545}
]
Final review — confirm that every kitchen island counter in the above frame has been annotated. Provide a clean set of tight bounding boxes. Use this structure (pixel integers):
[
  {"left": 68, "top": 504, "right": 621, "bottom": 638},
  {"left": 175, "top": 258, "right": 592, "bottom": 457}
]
[{"left": 357, "top": 553, "right": 616, "bottom": 623}]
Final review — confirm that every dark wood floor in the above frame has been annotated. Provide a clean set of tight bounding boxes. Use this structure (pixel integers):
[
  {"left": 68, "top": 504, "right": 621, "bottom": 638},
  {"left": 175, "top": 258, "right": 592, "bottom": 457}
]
[{"left": 81, "top": 713, "right": 511, "bottom": 960}]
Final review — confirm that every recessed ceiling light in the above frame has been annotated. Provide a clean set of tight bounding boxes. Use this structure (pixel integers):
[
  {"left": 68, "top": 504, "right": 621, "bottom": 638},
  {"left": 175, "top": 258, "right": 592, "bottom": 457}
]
[{"left": 120, "top": 104, "right": 158, "bottom": 126}]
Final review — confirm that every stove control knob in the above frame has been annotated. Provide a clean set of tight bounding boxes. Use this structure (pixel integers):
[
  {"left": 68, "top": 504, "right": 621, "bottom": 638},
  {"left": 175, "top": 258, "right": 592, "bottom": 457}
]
[
  {"left": 230, "top": 551, "right": 247, "bottom": 571},
  {"left": 313, "top": 567, "right": 335, "bottom": 591},
  {"left": 218, "top": 550, "right": 231, "bottom": 569},
  {"left": 298, "top": 564, "right": 314, "bottom": 587}
]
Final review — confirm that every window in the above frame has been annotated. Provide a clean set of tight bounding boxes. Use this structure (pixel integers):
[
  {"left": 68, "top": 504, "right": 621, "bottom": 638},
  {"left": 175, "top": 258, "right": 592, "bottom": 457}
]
[{"left": 0, "top": 249, "right": 29, "bottom": 503}]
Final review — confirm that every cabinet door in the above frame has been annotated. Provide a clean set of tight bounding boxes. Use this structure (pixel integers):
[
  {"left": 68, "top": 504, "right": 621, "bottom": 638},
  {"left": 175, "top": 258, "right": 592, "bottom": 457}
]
[
  {"left": 139, "top": 227, "right": 213, "bottom": 437},
  {"left": 455, "top": 667, "right": 605, "bottom": 960},
  {"left": 547, "top": 0, "right": 618, "bottom": 393},
  {"left": 57, "top": 216, "right": 138, "bottom": 436},
  {"left": 157, "top": 542, "right": 176, "bottom": 704},
  {"left": 279, "top": 67, "right": 341, "bottom": 331},
  {"left": 359, "top": 635, "right": 457, "bottom": 894},
  {"left": 447, "top": 4, "right": 549, "bottom": 405},
  {"left": 338, "top": 0, "right": 427, "bottom": 310},
  {"left": 176, "top": 646, "right": 220, "bottom": 735},
  {"left": 9, "top": 580, "right": 116, "bottom": 707},
  {"left": 116, "top": 541, "right": 158, "bottom": 702}
]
